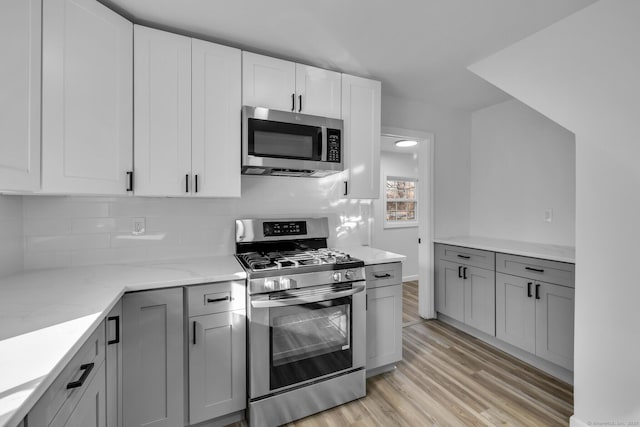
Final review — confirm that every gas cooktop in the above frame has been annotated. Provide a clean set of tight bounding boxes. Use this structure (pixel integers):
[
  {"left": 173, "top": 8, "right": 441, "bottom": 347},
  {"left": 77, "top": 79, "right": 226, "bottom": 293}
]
[{"left": 237, "top": 248, "right": 356, "bottom": 272}]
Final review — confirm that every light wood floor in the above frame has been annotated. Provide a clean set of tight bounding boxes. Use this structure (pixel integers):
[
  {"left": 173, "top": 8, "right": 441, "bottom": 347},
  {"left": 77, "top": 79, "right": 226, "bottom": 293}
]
[
  {"left": 402, "top": 280, "right": 420, "bottom": 325},
  {"left": 231, "top": 281, "right": 574, "bottom": 427}
]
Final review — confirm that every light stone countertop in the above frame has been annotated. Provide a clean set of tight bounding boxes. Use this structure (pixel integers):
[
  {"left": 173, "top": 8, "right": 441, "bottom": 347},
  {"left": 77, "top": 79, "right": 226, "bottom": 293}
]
[
  {"left": 336, "top": 245, "right": 407, "bottom": 265},
  {"left": 433, "top": 236, "right": 575, "bottom": 263},
  {"left": 0, "top": 255, "right": 246, "bottom": 427}
]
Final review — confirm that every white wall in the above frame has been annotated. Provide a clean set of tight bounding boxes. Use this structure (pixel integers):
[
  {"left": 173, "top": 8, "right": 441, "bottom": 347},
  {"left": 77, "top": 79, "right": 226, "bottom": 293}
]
[
  {"left": 21, "top": 174, "right": 370, "bottom": 269},
  {"left": 381, "top": 95, "right": 471, "bottom": 238},
  {"left": 470, "top": 99, "right": 575, "bottom": 246},
  {"left": 470, "top": 1, "right": 640, "bottom": 424},
  {"left": 0, "top": 195, "right": 23, "bottom": 277},
  {"left": 371, "top": 151, "right": 419, "bottom": 279}
]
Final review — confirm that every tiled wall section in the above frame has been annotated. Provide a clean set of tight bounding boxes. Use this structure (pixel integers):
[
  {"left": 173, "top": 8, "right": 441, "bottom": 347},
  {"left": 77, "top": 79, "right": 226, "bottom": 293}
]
[
  {"left": 0, "top": 195, "right": 24, "bottom": 277},
  {"left": 22, "top": 175, "right": 371, "bottom": 270}
]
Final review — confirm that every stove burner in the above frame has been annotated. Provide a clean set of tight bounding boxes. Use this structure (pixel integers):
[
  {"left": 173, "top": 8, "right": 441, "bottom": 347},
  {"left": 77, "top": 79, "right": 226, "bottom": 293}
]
[{"left": 238, "top": 248, "right": 356, "bottom": 272}]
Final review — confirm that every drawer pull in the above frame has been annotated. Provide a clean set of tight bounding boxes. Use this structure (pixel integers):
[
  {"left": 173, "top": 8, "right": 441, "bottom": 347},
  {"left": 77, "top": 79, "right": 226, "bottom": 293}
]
[
  {"left": 373, "top": 273, "right": 391, "bottom": 279},
  {"left": 206, "top": 296, "right": 230, "bottom": 304},
  {"left": 66, "top": 363, "right": 94, "bottom": 390},
  {"left": 193, "top": 321, "right": 197, "bottom": 345},
  {"left": 107, "top": 315, "right": 120, "bottom": 345},
  {"left": 457, "top": 254, "right": 471, "bottom": 259},
  {"left": 525, "top": 266, "right": 544, "bottom": 273}
]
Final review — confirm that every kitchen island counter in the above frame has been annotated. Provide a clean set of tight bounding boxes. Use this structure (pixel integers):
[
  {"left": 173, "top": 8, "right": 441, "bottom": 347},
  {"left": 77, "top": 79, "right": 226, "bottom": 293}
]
[
  {"left": 0, "top": 255, "right": 245, "bottom": 427},
  {"left": 336, "top": 245, "right": 406, "bottom": 265}
]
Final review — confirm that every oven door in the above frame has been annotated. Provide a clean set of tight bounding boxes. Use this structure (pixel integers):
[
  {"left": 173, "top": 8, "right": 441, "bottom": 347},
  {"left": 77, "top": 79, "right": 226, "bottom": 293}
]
[{"left": 248, "top": 282, "right": 366, "bottom": 399}]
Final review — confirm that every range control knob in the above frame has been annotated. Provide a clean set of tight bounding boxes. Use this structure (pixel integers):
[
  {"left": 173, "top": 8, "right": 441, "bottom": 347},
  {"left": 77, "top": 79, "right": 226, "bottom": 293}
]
[
  {"left": 332, "top": 272, "right": 342, "bottom": 282},
  {"left": 281, "top": 278, "right": 291, "bottom": 290},
  {"left": 345, "top": 270, "right": 355, "bottom": 280},
  {"left": 265, "top": 279, "right": 276, "bottom": 291}
]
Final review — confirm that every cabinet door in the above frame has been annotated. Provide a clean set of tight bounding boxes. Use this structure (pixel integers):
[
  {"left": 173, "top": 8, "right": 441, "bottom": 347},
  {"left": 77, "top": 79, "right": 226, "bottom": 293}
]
[
  {"left": 496, "top": 273, "right": 535, "bottom": 353},
  {"left": 134, "top": 25, "right": 192, "bottom": 196},
  {"left": 189, "top": 310, "right": 246, "bottom": 424},
  {"left": 106, "top": 300, "right": 122, "bottom": 427},
  {"left": 341, "top": 74, "right": 381, "bottom": 199},
  {"left": 366, "top": 285, "right": 403, "bottom": 371},
  {"left": 435, "top": 260, "right": 464, "bottom": 322},
  {"left": 42, "top": 0, "right": 132, "bottom": 194},
  {"left": 122, "top": 288, "right": 184, "bottom": 427},
  {"left": 242, "top": 52, "right": 296, "bottom": 111},
  {"left": 463, "top": 266, "right": 496, "bottom": 336},
  {"left": 51, "top": 362, "right": 106, "bottom": 427},
  {"left": 0, "top": 0, "right": 41, "bottom": 192},
  {"left": 192, "top": 39, "right": 241, "bottom": 198},
  {"left": 295, "top": 64, "right": 341, "bottom": 119},
  {"left": 535, "top": 282, "right": 574, "bottom": 370}
]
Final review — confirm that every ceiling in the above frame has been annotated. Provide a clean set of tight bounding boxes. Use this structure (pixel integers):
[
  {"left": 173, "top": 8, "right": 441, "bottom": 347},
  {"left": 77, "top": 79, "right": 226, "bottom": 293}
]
[{"left": 104, "top": 0, "right": 597, "bottom": 111}]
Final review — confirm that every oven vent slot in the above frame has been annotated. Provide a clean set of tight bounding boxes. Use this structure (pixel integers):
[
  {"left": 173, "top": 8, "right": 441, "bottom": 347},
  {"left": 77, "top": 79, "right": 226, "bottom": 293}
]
[{"left": 269, "top": 283, "right": 352, "bottom": 300}]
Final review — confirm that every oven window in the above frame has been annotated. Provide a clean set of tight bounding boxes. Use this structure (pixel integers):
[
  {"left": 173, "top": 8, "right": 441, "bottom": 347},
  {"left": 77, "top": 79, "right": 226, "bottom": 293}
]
[
  {"left": 269, "top": 297, "right": 352, "bottom": 390},
  {"left": 248, "top": 118, "right": 322, "bottom": 161}
]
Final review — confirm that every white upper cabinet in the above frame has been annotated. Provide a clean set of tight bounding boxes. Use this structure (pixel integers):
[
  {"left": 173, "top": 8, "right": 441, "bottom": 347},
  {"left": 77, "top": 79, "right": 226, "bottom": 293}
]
[
  {"left": 0, "top": 0, "right": 41, "bottom": 192},
  {"left": 242, "top": 52, "right": 295, "bottom": 112},
  {"left": 135, "top": 26, "right": 241, "bottom": 198},
  {"left": 191, "top": 39, "right": 241, "bottom": 198},
  {"left": 134, "top": 26, "right": 192, "bottom": 197},
  {"left": 295, "top": 65, "right": 341, "bottom": 118},
  {"left": 42, "top": 0, "right": 133, "bottom": 194},
  {"left": 341, "top": 74, "right": 381, "bottom": 199},
  {"left": 242, "top": 52, "right": 341, "bottom": 118}
]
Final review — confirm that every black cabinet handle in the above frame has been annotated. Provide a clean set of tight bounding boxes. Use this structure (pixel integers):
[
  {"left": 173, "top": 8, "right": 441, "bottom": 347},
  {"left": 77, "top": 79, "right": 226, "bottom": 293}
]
[
  {"left": 458, "top": 266, "right": 462, "bottom": 278},
  {"left": 373, "top": 273, "right": 391, "bottom": 278},
  {"left": 206, "top": 296, "right": 230, "bottom": 304},
  {"left": 126, "top": 171, "right": 133, "bottom": 192},
  {"left": 291, "top": 93, "right": 295, "bottom": 111},
  {"left": 195, "top": 174, "right": 199, "bottom": 193},
  {"left": 457, "top": 254, "right": 471, "bottom": 259},
  {"left": 525, "top": 266, "right": 544, "bottom": 273},
  {"left": 299, "top": 95, "right": 302, "bottom": 112},
  {"left": 185, "top": 174, "right": 189, "bottom": 193},
  {"left": 463, "top": 267, "right": 468, "bottom": 280},
  {"left": 343, "top": 181, "right": 348, "bottom": 196},
  {"left": 527, "top": 282, "right": 533, "bottom": 298},
  {"left": 66, "top": 363, "right": 94, "bottom": 389},
  {"left": 535, "top": 284, "right": 541, "bottom": 300},
  {"left": 107, "top": 315, "right": 120, "bottom": 345},
  {"left": 193, "top": 321, "right": 197, "bottom": 345}
]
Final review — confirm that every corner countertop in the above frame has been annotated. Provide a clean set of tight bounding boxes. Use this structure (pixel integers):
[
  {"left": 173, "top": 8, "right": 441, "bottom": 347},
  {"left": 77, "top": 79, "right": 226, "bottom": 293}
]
[
  {"left": 433, "top": 236, "right": 575, "bottom": 263},
  {"left": 0, "top": 256, "right": 246, "bottom": 427},
  {"left": 336, "top": 246, "right": 406, "bottom": 265}
]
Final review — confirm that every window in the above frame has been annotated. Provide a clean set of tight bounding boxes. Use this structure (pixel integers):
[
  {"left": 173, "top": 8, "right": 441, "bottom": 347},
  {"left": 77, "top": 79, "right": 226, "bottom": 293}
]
[{"left": 385, "top": 176, "right": 418, "bottom": 227}]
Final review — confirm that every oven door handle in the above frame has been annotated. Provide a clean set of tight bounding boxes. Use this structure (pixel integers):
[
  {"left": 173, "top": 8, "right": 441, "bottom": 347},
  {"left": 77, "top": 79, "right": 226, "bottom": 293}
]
[{"left": 250, "top": 284, "right": 365, "bottom": 308}]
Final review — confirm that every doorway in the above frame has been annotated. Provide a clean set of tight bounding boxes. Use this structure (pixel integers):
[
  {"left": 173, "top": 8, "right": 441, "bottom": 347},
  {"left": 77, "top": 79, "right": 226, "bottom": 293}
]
[{"left": 371, "top": 127, "right": 435, "bottom": 322}]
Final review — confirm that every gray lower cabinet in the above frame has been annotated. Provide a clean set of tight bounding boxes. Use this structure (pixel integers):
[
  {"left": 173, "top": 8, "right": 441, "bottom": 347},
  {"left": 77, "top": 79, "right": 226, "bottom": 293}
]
[
  {"left": 535, "top": 281, "right": 574, "bottom": 369},
  {"left": 106, "top": 300, "right": 122, "bottom": 427},
  {"left": 435, "top": 245, "right": 495, "bottom": 336},
  {"left": 187, "top": 281, "right": 246, "bottom": 424},
  {"left": 28, "top": 321, "right": 106, "bottom": 427},
  {"left": 122, "top": 288, "right": 184, "bottom": 427},
  {"left": 496, "top": 273, "right": 536, "bottom": 353},
  {"left": 365, "top": 263, "right": 403, "bottom": 373}
]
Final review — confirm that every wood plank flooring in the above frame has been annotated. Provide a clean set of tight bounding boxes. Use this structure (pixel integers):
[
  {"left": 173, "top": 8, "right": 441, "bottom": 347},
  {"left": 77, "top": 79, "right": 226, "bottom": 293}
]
[
  {"left": 402, "top": 280, "right": 420, "bottom": 325},
  {"left": 230, "top": 281, "right": 574, "bottom": 427}
]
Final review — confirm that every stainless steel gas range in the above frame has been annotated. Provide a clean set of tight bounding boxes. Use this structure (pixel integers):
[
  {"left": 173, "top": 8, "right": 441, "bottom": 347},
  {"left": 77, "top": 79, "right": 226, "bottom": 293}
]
[{"left": 235, "top": 217, "right": 366, "bottom": 427}]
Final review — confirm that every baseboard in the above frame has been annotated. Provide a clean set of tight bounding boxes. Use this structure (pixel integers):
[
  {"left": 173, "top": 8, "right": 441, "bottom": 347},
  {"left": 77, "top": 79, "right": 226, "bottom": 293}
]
[
  {"left": 570, "top": 415, "right": 589, "bottom": 427},
  {"left": 402, "top": 274, "right": 418, "bottom": 282}
]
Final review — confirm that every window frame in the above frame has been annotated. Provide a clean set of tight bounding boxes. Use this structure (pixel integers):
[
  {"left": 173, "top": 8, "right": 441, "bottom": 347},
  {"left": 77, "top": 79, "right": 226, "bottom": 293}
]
[{"left": 384, "top": 175, "right": 418, "bottom": 229}]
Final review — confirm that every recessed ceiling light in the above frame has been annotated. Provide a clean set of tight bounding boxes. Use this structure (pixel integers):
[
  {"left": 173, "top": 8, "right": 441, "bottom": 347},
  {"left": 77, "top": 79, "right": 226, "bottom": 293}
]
[{"left": 395, "top": 139, "right": 418, "bottom": 148}]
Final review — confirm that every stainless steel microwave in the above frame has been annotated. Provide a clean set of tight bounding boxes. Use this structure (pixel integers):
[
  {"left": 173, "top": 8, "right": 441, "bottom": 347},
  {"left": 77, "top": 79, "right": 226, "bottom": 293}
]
[{"left": 241, "top": 106, "right": 344, "bottom": 177}]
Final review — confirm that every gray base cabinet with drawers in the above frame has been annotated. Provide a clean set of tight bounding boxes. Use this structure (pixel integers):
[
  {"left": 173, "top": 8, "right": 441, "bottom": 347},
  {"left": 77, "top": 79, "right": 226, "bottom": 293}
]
[
  {"left": 365, "top": 262, "right": 403, "bottom": 375},
  {"left": 106, "top": 300, "right": 122, "bottom": 427},
  {"left": 435, "top": 245, "right": 496, "bottom": 336},
  {"left": 435, "top": 243, "right": 575, "bottom": 375}
]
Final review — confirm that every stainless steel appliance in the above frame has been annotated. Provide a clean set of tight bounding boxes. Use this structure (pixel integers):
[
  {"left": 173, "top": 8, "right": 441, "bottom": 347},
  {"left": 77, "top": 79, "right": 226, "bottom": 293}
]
[
  {"left": 235, "top": 218, "right": 366, "bottom": 427},
  {"left": 241, "top": 106, "right": 343, "bottom": 177}
]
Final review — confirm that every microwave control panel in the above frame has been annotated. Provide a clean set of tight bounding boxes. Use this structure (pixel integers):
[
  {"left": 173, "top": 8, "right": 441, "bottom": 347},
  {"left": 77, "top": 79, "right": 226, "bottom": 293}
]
[{"left": 327, "top": 129, "right": 341, "bottom": 163}]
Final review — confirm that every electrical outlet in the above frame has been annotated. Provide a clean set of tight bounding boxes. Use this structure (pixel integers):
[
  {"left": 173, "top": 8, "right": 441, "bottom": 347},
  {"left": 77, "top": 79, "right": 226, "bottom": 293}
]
[
  {"left": 133, "top": 217, "right": 146, "bottom": 235},
  {"left": 544, "top": 209, "right": 553, "bottom": 223}
]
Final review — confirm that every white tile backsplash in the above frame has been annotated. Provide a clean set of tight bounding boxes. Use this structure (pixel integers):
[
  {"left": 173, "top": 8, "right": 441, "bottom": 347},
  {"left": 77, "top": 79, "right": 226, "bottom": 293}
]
[
  {"left": 0, "top": 196, "right": 23, "bottom": 277},
  {"left": 18, "top": 174, "right": 371, "bottom": 270}
]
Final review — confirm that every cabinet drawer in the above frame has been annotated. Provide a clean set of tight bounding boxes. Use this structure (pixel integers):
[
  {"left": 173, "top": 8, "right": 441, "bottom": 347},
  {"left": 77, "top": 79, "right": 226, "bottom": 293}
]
[
  {"left": 187, "top": 281, "right": 245, "bottom": 316},
  {"left": 366, "top": 262, "right": 402, "bottom": 289},
  {"left": 435, "top": 244, "right": 495, "bottom": 271},
  {"left": 496, "top": 253, "right": 575, "bottom": 288},
  {"left": 29, "top": 320, "right": 105, "bottom": 427}
]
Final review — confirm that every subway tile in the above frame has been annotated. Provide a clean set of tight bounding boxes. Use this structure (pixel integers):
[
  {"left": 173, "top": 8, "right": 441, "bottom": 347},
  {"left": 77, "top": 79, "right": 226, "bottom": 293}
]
[
  {"left": 24, "top": 250, "right": 72, "bottom": 270},
  {"left": 26, "top": 234, "right": 110, "bottom": 252},
  {"left": 72, "top": 218, "right": 117, "bottom": 234},
  {"left": 23, "top": 218, "right": 72, "bottom": 236},
  {"left": 23, "top": 197, "right": 109, "bottom": 218},
  {"left": 109, "top": 231, "right": 179, "bottom": 248}
]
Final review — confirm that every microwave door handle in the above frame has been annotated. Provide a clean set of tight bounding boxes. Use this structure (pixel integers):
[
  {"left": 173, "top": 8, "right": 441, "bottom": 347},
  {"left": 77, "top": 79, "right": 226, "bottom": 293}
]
[
  {"left": 250, "top": 284, "right": 365, "bottom": 308},
  {"left": 320, "top": 127, "right": 327, "bottom": 161}
]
